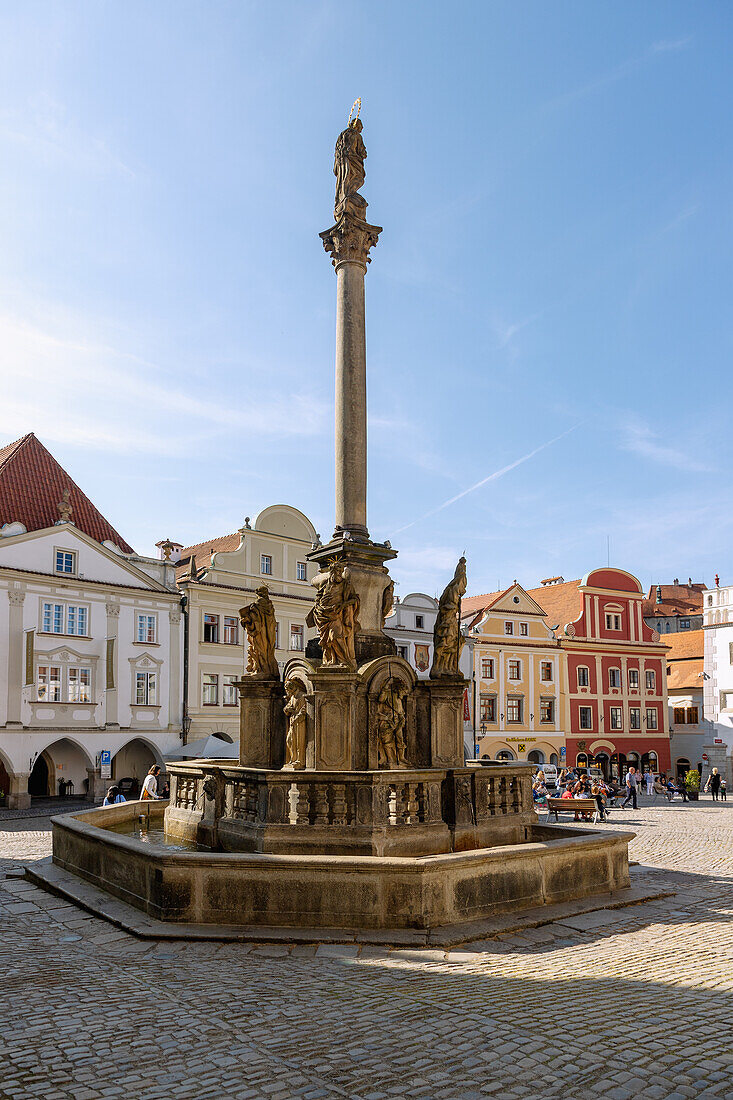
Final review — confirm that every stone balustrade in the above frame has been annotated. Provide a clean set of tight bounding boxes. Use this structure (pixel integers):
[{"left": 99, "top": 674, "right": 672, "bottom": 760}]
[{"left": 165, "top": 759, "right": 535, "bottom": 855}]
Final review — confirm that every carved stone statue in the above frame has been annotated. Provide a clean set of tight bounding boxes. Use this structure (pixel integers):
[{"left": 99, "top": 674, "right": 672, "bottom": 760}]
[
  {"left": 239, "top": 585, "right": 279, "bottom": 678},
  {"left": 430, "top": 557, "right": 468, "bottom": 678},
  {"left": 57, "top": 488, "right": 73, "bottom": 524},
  {"left": 283, "top": 679, "right": 307, "bottom": 770},
  {"left": 334, "top": 118, "right": 368, "bottom": 221},
  {"left": 307, "top": 560, "right": 360, "bottom": 668},
  {"left": 380, "top": 578, "right": 394, "bottom": 628},
  {"left": 376, "top": 678, "right": 408, "bottom": 769}
]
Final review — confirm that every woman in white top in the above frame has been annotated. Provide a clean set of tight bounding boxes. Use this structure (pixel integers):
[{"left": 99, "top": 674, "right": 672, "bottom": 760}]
[
  {"left": 645, "top": 770, "right": 655, "bottom": 797},
  {"left": 141, "top": 765, "right": 162, "bottom": 800}
]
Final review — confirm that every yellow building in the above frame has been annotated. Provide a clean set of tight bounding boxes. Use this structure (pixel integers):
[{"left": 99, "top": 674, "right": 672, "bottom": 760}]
[{"left": 464, "top": 583, "right": 567, "bottom": 766}]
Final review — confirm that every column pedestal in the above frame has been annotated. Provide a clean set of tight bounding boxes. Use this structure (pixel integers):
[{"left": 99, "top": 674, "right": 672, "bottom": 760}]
[
  {"left": 310, "top": 666, "right": 360, "bottom": 770},
  {"left": 236, "top": 677, "right": 285, "bottom": 769},
  {"left": 8, "top": 774, "right": 30, "bottom": 810},
  {"left": 425, "top": 678, "right": 466, "bottom": 769}
]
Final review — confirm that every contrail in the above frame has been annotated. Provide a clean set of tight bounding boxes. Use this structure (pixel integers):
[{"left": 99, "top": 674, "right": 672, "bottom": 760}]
[{"left": 393, "top": 423, "right": 582, "bottom": 536}]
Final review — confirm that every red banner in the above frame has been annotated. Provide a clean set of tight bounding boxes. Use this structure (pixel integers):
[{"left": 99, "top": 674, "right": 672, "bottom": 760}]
[{"left": 463, "top": 688, "right": 471, "bottom": 722}]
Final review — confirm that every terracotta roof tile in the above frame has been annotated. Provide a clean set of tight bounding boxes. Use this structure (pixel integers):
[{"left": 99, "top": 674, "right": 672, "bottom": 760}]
[
  {"left": 667, "top": 658, "right": 703, "bottom": 691},
  {"left": 0, "top": 433, "right": 134, "bottom": 553},
  {"left": 642, "top": 583, "right": 704, "bottom": 618},
  {"left": 463, "top": 579, "right": 584, "bottom": 633},
  {"left": 176, "top": 532, "right": 242, "bottom": 577},
  {"left": 664, "top": 628, "right": 704, "bottom": 661}
]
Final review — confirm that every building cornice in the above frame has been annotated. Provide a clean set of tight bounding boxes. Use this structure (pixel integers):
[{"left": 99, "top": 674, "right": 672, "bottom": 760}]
[{"left": 0, "top": 565, "right": 179, "bottom": 599}]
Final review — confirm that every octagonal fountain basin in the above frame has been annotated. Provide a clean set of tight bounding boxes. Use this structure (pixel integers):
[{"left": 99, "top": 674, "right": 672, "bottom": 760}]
[{"left": 49, "top": 800, "right": 633, "bottom": 931}]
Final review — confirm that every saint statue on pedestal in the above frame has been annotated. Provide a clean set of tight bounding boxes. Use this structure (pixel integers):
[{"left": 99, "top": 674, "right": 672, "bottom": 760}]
[
  {"left": 334, "top": 118, "right": 368, "bottom": 221},
  {"left": 430, "top": 557, "right": 468, "bottom": 679},
  {"left": 239, "top": 586, "right": 279, "bottom": 678},
  {"left": 283, "top": 679, "right": 307, "bottom": 770},
  {"left": 307, "top": 560, "right": 361, "bottom": 668}
]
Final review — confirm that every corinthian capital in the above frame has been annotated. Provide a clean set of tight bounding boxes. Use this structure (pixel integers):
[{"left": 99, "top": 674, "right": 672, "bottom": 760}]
[
  {"left": 320, "top": 216, "right": 382, "bottom": 269},
  {"left": 105, "top": 603, "right": 120, "bottom": 618},
  {"left": 7, "top": 588, "right": 26, "bottom": 606}
]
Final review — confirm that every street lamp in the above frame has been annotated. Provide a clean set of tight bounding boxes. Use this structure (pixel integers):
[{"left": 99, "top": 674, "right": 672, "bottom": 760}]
[
  {"left": 476, "top": 721, "right": 486, "bottom": 760},
  {"left": 182, "top": 712, "right": 192, "bottom": 743}
]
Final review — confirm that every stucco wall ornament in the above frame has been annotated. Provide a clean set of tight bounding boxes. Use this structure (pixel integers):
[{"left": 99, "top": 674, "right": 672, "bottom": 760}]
[
  {"left": 239, "top": 586, "right": 279, "bottom": 678},
  {"left": 430, "top": 557, "right": 468, "bottom": 678}
]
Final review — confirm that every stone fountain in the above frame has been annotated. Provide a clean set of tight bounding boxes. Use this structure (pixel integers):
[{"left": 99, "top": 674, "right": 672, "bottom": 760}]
[{"left": 47, "top": 112, "right": 632, "bottom": 937}]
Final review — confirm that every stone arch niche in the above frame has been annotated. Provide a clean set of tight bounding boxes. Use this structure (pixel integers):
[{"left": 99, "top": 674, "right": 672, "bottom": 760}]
[
  {"left": 282, "top": 658, "right": 317, "bottom": 770},
  {"left": 360, "top": 655, "right": 418, "bottom": 771}
]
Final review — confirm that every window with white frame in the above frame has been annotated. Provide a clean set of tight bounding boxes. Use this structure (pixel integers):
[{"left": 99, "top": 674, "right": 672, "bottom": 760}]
[
  {"left": 628, "top": 668, "right": 639, "bottom": 689},
  {"left": 540, "top": 698, "right": 554, "bottom": 722},
  {"left": 41, "top": 602, "right": 89, "bottom": 636},
  {"left": 508, "top": 659, "right": 521, "bottom": 681},
  {"left": 645, "top": 669, "right": 656, "bottom": 691},
  {"left": 577, "top": 665, "right": 589, "bottom": 688},
  {"left": 37, "top": 665, "right": 62, "bottom": 702},
  {"left": 540, "top": 661, "right": 553, "bottom": 682},
  {"left": 415, "top": 614, "right": 424, "bottom": 629},
  {"left": 481, "top": 657, "right": 494, "bottom": 680},
  {"left": 605, "top": 612, "right": 622, "bottom": 630},
  {"left": 68, "top": 666, "right": 92, "bottom": 703},
  {"left": 223, "top": 675, "right": 238, "bottom": 706},
  {"left": 506, "top": 696, "right": 523, "bottom": 722},
  {"left": 480, "top": 694, "right": 496, "bottom": 722},
  {"left": 55, "top": 549, "right": 76, "bottom": 575},
  {"left": 646, "top": 707, "right": 658, "bottom": 730},
  {"left": 579, "top": 706, "right": 593, "bottom": 730},
  {"left": 520, "top": 622, "right": 528, "bottom": 636},
  {"left": 135, "top": 671, "right": 157, "bottom": 705},
  {"left": 504, "top": 621, "right": 513, "bottom": 635},
  {"left": 223, "top": 616, "right": 239, "bottom": 645},
  {"left": 610, "top": 706, "right": 623, "bottom": 730},
  {"left": 202, "top": 673, "right": 218, "bottom": 706},
  {"left": 630, "top": 707, "right": 641, "bottom": 730},
  {"left": 203, "top": 614, "right": 219, "bottom": 643},
  {"left": 290, "top": 624, "right": 304, "bottom": 651},
  {"left": 261, "top": 554, "right": 272, "bottom": 575},
  {"left": 609, "top": 667, "right": 621, "bottom": 689},
  {"left": 296, "top": 561, "right": 307, "bottom": 581},
  {"left": 136, "top": 613, "right": 157, "bottom": 644}
]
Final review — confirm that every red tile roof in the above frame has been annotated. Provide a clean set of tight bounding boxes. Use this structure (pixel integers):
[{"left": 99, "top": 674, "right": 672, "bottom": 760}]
[
  {"left": 463, "top": 578, "right": 583, "bottom": 632},
  {"left": 664, "top": 628, "right": 704, "bottom": 661},
  {"left": 176, "top": 532, "right": 242, "bottom": 578},
  {"left": 642, "top": 583, "right": 704, "bottom": 619},
  {"left": 0, "top": 433, "right": 134, "bottom": 554}
]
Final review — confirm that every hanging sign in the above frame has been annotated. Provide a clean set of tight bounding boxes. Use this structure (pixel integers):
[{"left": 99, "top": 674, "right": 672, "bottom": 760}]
[{"left": 462, "top": 689, "right": 471, "bottom": 722}]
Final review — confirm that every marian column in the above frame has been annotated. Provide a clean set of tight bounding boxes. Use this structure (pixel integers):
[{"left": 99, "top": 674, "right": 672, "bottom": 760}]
[{"left": 309, "top": 111, "right": 397, "bottom": 663}]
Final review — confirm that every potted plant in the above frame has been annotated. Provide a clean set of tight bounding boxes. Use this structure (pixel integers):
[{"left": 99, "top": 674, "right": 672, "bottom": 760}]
[{"left": 685, "top": 769, "right": 700, "bottom": 801}]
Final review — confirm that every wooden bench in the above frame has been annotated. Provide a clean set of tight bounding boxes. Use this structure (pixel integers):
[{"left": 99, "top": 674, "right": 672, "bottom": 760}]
[{"left": 546, "top": 797, "right": 600, "bottom": 824}]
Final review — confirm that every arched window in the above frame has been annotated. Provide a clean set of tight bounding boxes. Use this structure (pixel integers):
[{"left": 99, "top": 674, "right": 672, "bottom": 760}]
[
  {"left": 496, "top": 749, "right": 515, "bottom": 761},
  {"left": 576, "top": 752, "right": 588, "bottom": 768},
  {"left": 550, "top": 753, "right": 558, "bottom": 765},
  {"left": 528, "top": 749, "right": 545, "bottom": 764}
]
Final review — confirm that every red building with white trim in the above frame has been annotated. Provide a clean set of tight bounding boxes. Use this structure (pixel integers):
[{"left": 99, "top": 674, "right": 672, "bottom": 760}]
[{"left": 558, "top": 568, "right": 670, "bottom": 778}]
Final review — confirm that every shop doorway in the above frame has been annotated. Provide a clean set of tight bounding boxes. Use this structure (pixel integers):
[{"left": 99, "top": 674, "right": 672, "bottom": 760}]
[
  {"left": 675, "top": 758, "right": 690, "bottom": 781},
  {"left": 592, "top": 752, "right": 611, "bottom": 780},
  {"left": 496, "top": 749, "right": 515, "bottom": 761},
  {"left": 528, "top": 750, "right": 545, "bottom": 765}
]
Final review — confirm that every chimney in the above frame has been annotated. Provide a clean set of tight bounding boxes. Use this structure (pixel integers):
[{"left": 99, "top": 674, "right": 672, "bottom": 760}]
[
  {"left": 688, "top": 577, "right": 692, "bottom": 586},
  {"left": 156, "top": 539, "right": 183, "bottom": 564},
  {"left": 673, "top": 578, "right": 679, "bottom": 586}
]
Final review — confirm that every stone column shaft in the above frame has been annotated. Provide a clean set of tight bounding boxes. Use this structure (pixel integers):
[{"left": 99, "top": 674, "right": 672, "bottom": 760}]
[
  {"left": 6, "top": 589, "right": 26, "bottom": 727},
  {"left": 334, "top": 260, "right": 368, "bottom": 539}
]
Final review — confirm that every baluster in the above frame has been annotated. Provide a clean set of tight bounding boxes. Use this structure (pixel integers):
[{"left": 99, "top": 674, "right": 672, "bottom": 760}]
[
  {"left": 331, "top": 783, "right": 347, "bottom": 826},
  {"left": 499, "top": 776, "right": 508, "bottom": 814},
  {"left": 246, "top": 781, "right": 259, "bottom": 821},
  {"left": 313, "top": 782, "right": 330, "bottom": 825},
  {"left": 224, "top": 779, "right": 234, "bottom": 818},
  {"left": 294, "top": 781, "right": 310, "bottom": 824},
  {"left": 405, "top": 783, "right": 419, "bottom": 824},
  {"left": 388, "top": 784, "right": 398, "bottom": 825},
  {"left": 416, "top": 782, "right": 427, "bottom": 823}
]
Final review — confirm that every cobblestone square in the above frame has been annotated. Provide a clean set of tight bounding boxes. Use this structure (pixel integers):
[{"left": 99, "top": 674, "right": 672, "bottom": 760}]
[{"left": 1, "top": 799, "right": 731, "bottom": 1099}]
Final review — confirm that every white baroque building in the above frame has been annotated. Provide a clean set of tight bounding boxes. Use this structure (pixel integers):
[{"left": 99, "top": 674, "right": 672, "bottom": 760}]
[
  {"left": 702, "top": 582, "right": 733, "bottom": 786},
  {"left": 0, "top": 434, "right": 183, "bottom": 808}
]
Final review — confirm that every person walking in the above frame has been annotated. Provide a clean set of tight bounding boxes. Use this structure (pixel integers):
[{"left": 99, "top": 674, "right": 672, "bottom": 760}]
[
  {"left": 707, "top": 768, "right": 721, "bottom": 802},
  {"left": 622, "top": 766, "right": 640, "bottom": 809},
  {"left": 141, "top": 764, "right": 163, "bottom": 800}
]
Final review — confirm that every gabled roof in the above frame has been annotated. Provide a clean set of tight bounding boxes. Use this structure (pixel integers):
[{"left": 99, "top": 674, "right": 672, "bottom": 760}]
[
  {"left": 463, "top": 578, "right": 583, "bottom": 632},
  {"left": 0, "top": 433, "right": 134, "bottom": 554}
]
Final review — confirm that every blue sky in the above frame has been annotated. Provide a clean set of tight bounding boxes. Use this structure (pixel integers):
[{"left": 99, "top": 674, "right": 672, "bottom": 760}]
[{"left": 1, "top": 0, "right": 731, "bottom": 599}]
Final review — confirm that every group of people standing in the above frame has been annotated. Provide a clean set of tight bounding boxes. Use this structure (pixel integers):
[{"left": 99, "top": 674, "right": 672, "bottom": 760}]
[{"left": 532, "top": 763, "right": 727, "bottom": 819}]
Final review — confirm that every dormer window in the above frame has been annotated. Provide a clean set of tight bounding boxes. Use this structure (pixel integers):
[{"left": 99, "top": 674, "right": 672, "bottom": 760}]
[
  {"left": 55, "top": 549, "right": 76, "bottom": 575},
  {"left": 415, "top": 614, "right": 424, "bottom": 629},
  {"left": 605, "top": 612, "right": 622, "bottom": 630}
]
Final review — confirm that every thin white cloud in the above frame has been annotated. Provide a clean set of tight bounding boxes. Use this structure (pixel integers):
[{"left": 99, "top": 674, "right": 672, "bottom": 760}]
[
  {"left": 620, "top": 417, "right": 713, "bottom": 474},
  {"left": 651, "top": 37, "right": 693, "bottom": 54},
  {"left": 393, "top": 424, "right": 582, "bottom": 535},
  {"left": 0, "top": 308, "right": 328, "bottom": 455}
]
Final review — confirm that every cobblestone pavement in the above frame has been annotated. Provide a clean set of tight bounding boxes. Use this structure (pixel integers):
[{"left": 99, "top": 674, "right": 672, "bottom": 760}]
[{"left": 1, "top": 799, "right": 731, "bottom": 1099}]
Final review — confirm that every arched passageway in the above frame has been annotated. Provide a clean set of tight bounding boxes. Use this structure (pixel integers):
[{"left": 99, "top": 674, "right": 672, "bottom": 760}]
[{"left": 112, "top": 739, "right": 158, "bottom": 798}]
